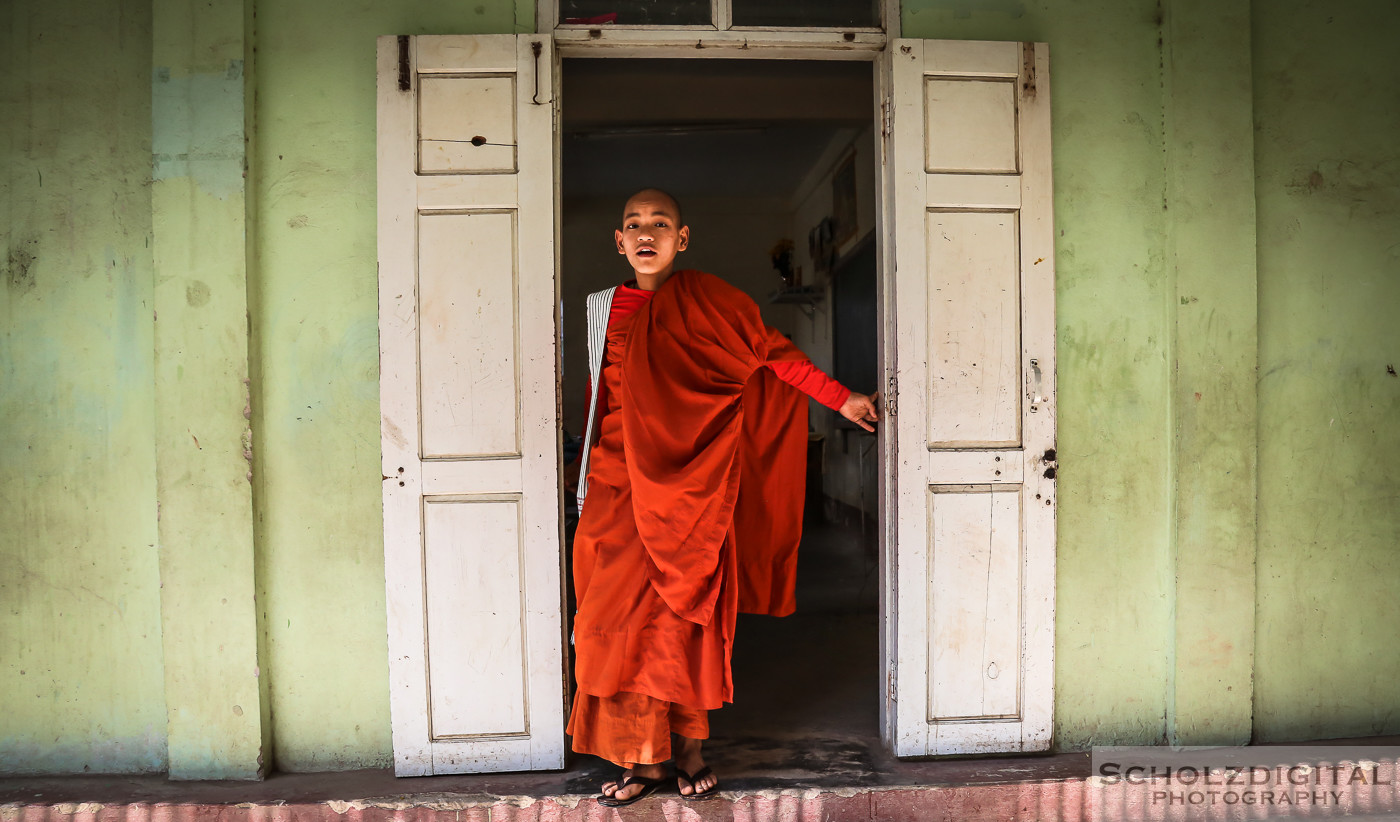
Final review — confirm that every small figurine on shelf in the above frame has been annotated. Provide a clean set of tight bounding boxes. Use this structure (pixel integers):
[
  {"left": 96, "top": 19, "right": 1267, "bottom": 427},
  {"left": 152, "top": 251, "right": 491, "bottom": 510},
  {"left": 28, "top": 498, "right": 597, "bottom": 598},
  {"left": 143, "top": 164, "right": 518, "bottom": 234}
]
[{"left": 769, "top": 238, "right": 796, "bottom": 288}]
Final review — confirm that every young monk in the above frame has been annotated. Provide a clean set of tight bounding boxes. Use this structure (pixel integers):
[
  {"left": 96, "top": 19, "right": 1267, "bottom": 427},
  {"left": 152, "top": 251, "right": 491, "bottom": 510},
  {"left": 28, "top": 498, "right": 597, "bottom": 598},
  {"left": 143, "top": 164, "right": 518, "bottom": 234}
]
[{"left": 567, "top": 189, "right": 879, "bottom": 806}]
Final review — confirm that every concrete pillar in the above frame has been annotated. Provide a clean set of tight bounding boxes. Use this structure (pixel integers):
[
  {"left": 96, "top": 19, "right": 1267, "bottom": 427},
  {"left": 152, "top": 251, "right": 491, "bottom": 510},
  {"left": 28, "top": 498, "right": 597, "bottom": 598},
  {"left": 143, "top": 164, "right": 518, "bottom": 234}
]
[
  {"left": 151, "top": 0, "right": 268, "bottom": 779},
  {"left": 1162, "top": 0, "right": 1259, "bottom": 745}
]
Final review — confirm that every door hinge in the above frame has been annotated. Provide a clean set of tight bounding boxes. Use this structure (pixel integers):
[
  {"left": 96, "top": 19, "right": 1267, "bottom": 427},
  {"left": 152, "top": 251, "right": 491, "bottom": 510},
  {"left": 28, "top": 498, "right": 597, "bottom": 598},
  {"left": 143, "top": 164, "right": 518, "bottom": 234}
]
[
  {"left": 1021, "top": 42, "right": 1037, "bottom": 98},
  {"left": 881, "top": 96, "right": 894, "bottom": 140},
  {"left": 397, "top": 35, "right": 411, "bottom": 92},
  {"left": 883, "top": 376, "right": 897, "bottom": 418}
]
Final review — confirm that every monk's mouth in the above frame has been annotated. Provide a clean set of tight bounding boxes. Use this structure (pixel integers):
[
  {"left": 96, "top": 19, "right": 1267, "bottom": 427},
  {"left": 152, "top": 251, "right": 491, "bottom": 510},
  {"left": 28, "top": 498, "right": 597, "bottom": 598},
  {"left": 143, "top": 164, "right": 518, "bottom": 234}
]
[{"left": 636, "top": 249, "right": 656, "bottom": 257}]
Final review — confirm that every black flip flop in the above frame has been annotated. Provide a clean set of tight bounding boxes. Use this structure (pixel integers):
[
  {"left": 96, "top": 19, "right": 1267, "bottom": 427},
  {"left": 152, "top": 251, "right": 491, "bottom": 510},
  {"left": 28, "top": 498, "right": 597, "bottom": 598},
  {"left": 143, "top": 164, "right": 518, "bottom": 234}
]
[
  {"left": 676, "top": 765, "right": 719, "bottom": 801},
  {"left": 597, "top": 773, "right": 668, "bottom": 807}
]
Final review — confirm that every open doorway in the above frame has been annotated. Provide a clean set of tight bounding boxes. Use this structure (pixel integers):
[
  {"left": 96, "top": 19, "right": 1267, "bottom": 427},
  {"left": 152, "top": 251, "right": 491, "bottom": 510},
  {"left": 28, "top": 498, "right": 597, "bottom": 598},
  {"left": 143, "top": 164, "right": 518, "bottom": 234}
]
[
  {"left": 377, "top": 33, "right": 1055, "bottom": 777},
  {"left": 559, "top": 58, "right": 883, "bottom": 782}
]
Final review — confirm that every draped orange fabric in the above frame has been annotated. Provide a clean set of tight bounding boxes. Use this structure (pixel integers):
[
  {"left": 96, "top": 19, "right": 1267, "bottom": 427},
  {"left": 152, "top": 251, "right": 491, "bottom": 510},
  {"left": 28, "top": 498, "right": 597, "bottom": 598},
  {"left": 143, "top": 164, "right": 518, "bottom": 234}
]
[
  {"left": 621, "top": 270, "right": 810, "bottom": 624},
  {"left": 567, "top": 692, "right": 708, "bottom": 767},
  {"left": 570, "top": 270, "right": 810, "bottom": 745}
]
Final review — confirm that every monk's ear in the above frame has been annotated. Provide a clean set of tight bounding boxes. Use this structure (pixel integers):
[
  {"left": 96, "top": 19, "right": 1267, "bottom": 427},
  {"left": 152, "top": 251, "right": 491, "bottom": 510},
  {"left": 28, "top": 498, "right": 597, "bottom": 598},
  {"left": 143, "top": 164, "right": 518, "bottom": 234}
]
[
  {"left": 615, "top": 228, "right": 626, "bottom": 255},
  {"left": 678, "top": 225, "right": 690, "bottom": 252}
]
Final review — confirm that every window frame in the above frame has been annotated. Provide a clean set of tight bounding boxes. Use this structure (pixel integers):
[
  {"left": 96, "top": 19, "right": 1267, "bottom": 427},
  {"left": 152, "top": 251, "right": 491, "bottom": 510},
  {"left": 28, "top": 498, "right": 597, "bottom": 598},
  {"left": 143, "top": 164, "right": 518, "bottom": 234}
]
[{"left": 539, "top": 0, "right": 901, "bottom": 50}]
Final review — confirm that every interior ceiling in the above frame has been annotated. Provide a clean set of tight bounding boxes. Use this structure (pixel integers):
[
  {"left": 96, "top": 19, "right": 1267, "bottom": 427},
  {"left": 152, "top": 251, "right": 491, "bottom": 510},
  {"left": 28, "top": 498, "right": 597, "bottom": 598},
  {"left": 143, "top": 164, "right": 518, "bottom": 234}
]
[{"left": 561, "top": 59, "right": 873, "bottom": 200}]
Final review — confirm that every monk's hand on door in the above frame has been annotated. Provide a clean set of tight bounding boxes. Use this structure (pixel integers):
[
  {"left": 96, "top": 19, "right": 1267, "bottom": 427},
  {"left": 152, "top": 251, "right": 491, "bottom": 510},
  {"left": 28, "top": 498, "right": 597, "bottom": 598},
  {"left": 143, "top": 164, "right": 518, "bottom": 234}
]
[{"left": 839, "top": 391, "right": 880, "bottom": 432}]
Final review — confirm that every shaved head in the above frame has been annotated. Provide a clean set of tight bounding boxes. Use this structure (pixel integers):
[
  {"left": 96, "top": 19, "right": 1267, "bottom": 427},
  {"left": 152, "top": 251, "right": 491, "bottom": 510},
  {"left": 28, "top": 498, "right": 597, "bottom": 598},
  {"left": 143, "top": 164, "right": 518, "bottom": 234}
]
[
  {"left": 622, "top": 188, "right": 684, "bottom": 227},
  {"left": 616, "top": 188, "right": 690, "bottom": 288}
]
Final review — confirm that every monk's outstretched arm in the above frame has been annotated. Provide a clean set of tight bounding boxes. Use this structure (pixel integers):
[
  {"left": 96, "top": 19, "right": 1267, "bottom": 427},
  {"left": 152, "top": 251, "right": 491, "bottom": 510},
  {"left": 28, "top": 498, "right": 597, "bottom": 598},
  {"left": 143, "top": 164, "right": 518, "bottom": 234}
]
[
  {"left": 759, "top": 327, "right": 880, "bottom": 432},
  {"left": 768, "top": 359, "right": 849, "bottom": 410}
]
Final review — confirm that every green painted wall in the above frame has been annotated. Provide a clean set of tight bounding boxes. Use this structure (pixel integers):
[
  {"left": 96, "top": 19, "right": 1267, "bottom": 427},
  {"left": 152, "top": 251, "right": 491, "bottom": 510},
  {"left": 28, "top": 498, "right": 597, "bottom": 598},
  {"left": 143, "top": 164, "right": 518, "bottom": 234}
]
[
  {"left": 1160, "top": 0, "right": 1257, "bottom": 746},
  {"left": 1253, "top": 0, "right": 1400, "bottom": 741},
  {"left": 151, "top": 0, "right": 268, "bottom": 780},
  {"left": 902, "top": 0, "right": 1177, "bottom": 747},
  {"left": 0, "top": 1, "right": 167, "bottom": 774},
  {"left": 3, "top": 0, "right": 1397, "bottom": 777},
  {"left": 249, "top": 0, "right": 532, "bottom": 771}
]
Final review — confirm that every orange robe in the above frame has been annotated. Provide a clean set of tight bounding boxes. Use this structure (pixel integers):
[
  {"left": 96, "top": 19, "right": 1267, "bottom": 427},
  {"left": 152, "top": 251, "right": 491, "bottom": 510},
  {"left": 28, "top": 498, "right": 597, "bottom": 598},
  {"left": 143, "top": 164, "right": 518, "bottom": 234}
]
[{"left": 567, "top": 270, "right": 823, "bottom": 766}]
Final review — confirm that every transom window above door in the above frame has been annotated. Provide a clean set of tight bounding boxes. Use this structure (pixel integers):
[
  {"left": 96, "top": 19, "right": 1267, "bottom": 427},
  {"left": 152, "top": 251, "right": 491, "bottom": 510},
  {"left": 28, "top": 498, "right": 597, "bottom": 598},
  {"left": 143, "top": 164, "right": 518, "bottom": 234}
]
[{"left": 557, "top": 0, "right": 883, "bottom": 30}]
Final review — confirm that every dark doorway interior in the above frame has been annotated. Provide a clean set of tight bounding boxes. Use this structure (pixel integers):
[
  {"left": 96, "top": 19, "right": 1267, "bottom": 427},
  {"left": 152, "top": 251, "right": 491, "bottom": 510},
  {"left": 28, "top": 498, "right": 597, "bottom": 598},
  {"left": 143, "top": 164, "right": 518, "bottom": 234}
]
[{"left": 559, "top": 57, "right": 882, "bottom": 787}]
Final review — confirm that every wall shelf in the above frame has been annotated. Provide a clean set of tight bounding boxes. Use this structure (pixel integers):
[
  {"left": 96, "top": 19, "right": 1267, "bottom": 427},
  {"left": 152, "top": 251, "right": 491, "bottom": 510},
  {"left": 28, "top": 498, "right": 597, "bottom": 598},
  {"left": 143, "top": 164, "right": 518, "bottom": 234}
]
[{"left": 768, "top": 284, "right": 825, "bottom": 318}]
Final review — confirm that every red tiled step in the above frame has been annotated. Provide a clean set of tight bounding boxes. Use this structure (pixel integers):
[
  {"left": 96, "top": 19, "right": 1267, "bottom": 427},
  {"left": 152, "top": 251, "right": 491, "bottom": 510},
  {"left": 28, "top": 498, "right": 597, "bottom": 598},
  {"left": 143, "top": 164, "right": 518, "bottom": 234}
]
[{"left": 6, "top": 772, "right": 1400, "bottom": 822}]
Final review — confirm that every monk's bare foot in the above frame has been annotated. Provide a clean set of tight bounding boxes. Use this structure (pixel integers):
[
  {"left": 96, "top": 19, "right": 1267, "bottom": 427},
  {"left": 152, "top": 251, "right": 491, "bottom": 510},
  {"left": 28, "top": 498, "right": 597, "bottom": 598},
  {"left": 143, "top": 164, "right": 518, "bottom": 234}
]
[
  {"left": 600, "top": 763, "right": 667, "bottom": 802},
  {"left": 674, "top": 736, "right": 719, "bottom": 796}
]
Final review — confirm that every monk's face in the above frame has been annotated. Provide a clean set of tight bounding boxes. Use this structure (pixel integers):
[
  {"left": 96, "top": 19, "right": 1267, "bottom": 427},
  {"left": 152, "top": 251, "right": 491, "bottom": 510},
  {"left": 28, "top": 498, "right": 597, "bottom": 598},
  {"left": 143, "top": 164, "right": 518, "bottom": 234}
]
[{"left": 615, "top": 192, "right": 689, "bottom": 278}]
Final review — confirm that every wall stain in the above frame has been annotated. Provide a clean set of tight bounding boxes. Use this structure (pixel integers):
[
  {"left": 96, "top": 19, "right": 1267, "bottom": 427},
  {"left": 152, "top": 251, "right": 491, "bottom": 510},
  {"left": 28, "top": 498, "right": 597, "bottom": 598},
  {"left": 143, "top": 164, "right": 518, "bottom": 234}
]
[
  {"left": 186, "top": 280, "right": 211, "bottom": 307},
  {"left": 1286, "top": 159, "right": 1400, "bottom": 217},
  {"left": 5, "top": 240, "right": 39, "bottom": 295}
]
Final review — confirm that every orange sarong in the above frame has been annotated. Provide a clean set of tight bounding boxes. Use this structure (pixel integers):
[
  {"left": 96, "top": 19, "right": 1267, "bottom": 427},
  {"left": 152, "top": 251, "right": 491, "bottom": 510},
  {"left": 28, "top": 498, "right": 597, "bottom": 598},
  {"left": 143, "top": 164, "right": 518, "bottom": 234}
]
[
  {"left": 567, "top": 270, "right": 809, "bottom": 765},
  {"left": 568, "top": 692, "right": 708, "bottom": 767}
]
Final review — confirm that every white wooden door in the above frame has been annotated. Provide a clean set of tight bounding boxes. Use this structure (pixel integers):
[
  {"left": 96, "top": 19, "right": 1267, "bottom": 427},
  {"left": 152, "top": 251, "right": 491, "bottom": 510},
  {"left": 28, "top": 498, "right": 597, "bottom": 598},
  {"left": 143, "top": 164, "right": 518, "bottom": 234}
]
[
  {"left": 377, "top": 34, "right": 564, "bottom": 776},
  {"left": 884, "top": 40, "right": 1057, "bottom": 756}
]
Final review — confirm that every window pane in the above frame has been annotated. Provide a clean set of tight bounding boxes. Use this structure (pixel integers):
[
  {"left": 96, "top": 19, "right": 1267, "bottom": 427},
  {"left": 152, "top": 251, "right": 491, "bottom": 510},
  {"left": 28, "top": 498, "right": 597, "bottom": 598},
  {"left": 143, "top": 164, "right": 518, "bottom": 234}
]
[
  {"left": 732, "top": 0, "right": 879, "bottom": 28},
  {"left": 559, "top": 0, "right": 711, "bottom": 26}
]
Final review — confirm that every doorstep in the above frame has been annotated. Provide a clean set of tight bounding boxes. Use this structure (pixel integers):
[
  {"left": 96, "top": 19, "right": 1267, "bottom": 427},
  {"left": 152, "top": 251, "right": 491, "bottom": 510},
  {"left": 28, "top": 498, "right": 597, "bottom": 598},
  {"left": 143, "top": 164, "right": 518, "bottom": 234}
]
[
  {"left": 4, "top": 740, "right": 1400, "bottom": 822},
  {"left": 0, "top": 753, "right": 1090, "bottom": 822}
]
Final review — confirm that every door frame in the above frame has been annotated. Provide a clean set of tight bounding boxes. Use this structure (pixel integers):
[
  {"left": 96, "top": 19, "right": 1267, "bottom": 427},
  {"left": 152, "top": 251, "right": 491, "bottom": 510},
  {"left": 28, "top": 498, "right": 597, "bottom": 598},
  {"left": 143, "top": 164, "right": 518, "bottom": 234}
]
[{"left": 542, "top": 22, "right": 904, "bottom": 751}]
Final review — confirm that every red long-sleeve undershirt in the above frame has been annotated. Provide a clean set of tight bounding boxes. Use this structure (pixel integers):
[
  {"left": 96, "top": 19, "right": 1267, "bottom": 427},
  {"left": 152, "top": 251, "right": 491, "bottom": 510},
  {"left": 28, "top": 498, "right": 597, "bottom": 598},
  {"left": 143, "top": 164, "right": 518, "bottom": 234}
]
[{"left": 581, "top": 283, "right": 851, "bottom": 435}]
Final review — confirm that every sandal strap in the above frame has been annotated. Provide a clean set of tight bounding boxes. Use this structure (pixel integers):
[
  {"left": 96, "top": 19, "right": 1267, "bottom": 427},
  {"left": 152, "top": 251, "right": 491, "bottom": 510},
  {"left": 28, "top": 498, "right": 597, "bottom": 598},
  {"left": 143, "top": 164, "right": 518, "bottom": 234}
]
[
  {"left": 619, "top": 774, "right": 664, "bottom": 788},
  {"left": 678, "top": 765, "right": 713, "bottom": 783}
]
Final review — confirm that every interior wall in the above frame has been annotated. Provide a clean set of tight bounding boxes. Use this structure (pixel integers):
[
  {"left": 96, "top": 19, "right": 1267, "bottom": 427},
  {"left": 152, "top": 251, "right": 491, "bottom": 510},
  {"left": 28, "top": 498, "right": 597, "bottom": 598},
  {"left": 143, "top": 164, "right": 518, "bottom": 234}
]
[
  {"left": 902, "top": 0, "right": 1175, "bottom": 747},
  {"left": 1252, "top": 0, "right": 1400, "bottom": 741},
  {"left": 250, "top": 0, "right": 531, "bottom": 772},
  {"left": 0, "top": 0, "right": 166, "bottom": 774},
  {"left": 785, "top": 126, "right": 878, "bottom": 518},
  {"left": 561, "top": 195, "right": 797, "bottom": 434}
]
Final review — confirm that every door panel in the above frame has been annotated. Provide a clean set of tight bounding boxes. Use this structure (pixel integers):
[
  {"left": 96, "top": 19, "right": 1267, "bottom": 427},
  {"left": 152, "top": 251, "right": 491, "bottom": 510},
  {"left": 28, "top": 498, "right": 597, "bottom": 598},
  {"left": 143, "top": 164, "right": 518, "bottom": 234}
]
[
  {"left": 924, "top": 79, "right": 1019, "bottom": 173},
  {"left": 424, "top": 496, "right": 528, "bottom": 738},
  {"left": 417, "top": 76, "right": 518, "bottom": 174},
  {"left": 417, "top": 211, "right": 522, "bottom": 458},
  {"left": 927, "top": 485, "right": 1021, "bottom": 721},
  {"left": 378, "top": 34, "right": 563, "bottom": 776},
  {"left": 886, "top": 39, "right": 1056, "bottom": 757},
  {"left": 926, "top": 210, "right": 1021, "bottom": 447}
]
